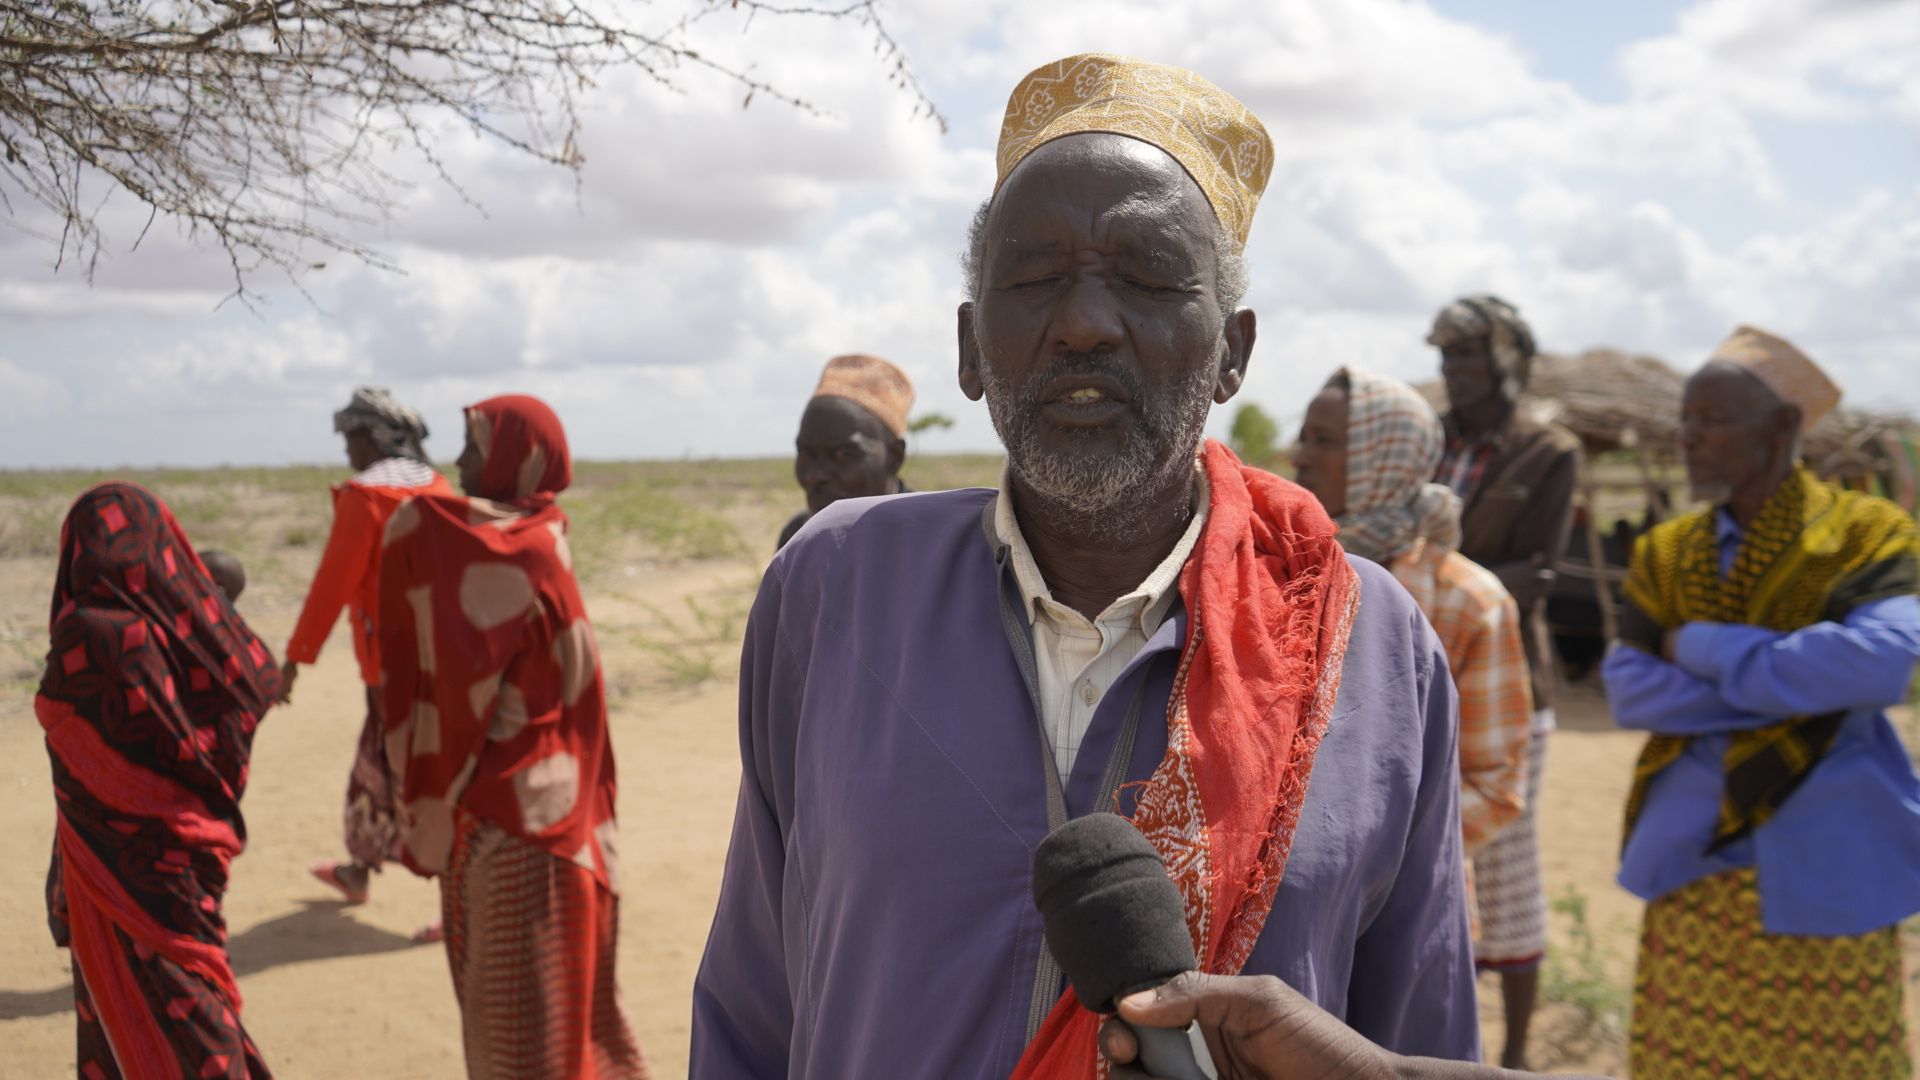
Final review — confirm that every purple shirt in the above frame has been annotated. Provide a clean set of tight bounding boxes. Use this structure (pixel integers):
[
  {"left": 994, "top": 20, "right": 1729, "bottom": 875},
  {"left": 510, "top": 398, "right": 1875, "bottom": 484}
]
[{"left": 691, "top": 488, "right": 1479, "bottom": 1078}]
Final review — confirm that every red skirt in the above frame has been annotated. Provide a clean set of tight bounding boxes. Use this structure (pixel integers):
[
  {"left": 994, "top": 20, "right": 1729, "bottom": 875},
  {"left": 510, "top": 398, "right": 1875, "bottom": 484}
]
[{"left": 440, "top": 813, "right": 650, "bottom": 1080}]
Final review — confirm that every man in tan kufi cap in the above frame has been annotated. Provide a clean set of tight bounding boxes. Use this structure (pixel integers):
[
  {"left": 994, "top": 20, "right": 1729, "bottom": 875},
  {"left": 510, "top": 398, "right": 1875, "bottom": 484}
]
[
  {"left": 696, "top": 53, "right": 1479, "bottom": 1080},
  {"left": 1707, "top": 324, "right": 1842, "bottom": 432},
  {"left": 778, "top": 353, "right": 915, "bottom": 550},
  {"left": 1603, "top": 331, "right": 1920, "bottom": 1080}
]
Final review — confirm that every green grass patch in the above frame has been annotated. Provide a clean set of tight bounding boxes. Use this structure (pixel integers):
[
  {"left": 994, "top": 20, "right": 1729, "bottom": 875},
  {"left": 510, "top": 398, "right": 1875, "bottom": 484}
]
[
  {"left": 564, "top": 480, "right": 743, "bottom": 574},
  {"left": 631, "top": 593, "right": 754, "bottom": 690},
  {"left": 1543, "top": 886, "right": 1629, "bottom": 1040}
]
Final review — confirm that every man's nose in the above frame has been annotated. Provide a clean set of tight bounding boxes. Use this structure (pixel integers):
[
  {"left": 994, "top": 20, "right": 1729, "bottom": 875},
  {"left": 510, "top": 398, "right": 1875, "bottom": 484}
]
[{"left": 1051, "top": 276, "right": 1125, "bottom": 353}]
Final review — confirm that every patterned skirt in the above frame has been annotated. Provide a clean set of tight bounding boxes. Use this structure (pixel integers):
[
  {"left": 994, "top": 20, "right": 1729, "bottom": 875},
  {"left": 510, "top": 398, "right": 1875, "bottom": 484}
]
[
  {"left": 342, "top": 687, "right": 401, "bottom": 869},
  {"left": 72, "top": 934, "right": 272, "bottom": 1080},
  {"left": 1630, "top": 868, "right": 1912, "bottom": 1080},
  {"left": 441, "top": 814, "right": 650, "bottom": 1080},
  {"left": 1472, "top": 730, "right": 1548, "bottom": 970}
]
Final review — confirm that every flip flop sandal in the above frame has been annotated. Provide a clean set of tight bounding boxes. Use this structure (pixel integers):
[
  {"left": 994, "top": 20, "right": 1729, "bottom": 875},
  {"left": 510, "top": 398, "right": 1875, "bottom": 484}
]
[
  {"left": 309, "top": 860, "right": 370, "bottom": 905},
  {"left": 413, "top": 919, "right": 446, "bottom": 945}
]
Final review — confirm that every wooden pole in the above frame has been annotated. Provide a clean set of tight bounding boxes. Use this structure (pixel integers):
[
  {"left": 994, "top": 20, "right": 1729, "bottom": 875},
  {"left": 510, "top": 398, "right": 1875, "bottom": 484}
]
[
  {"left": 1583, "top": 475, "right": 1620, "bottom": 642},
  {"left": 1625, "top": 426, "right": 1665, "bottom": 525}
]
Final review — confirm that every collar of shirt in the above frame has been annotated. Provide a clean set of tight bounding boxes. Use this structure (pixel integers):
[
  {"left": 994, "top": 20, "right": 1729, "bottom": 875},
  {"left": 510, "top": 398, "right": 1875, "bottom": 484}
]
[
  {"left": 1714, "top": 506, "right": 1743, "bottom": 577},
  {"left": 1713, "top": 506, "right": 1742, "bottom": 545},
  {"left": 992, "top": 459, "right": 1210, "bottom": 777},
  {"left": 353, "top": 457, "right": 440, "bottom": 489},
  {"left": 991, "top": 458, "right": 1211, "bottom": 636}
]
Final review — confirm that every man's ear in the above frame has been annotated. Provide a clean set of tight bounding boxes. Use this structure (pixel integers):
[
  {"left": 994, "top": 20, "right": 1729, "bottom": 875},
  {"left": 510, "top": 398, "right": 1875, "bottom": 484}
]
[
  {"left": 958, "top": 302, "right": 984, "bottom": 402},
  {"left": 886, "top": 436, "right": 907, "bottom": 475},
  {"left": 1215, "top": 308, "right": 1256, "bottom": 404}
]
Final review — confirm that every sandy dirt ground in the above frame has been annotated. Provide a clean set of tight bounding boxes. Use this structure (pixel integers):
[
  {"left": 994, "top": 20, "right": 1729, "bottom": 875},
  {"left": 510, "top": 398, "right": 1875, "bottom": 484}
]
[{"left": 0, "top": 462, "right": 1914, "bottom": 1078}]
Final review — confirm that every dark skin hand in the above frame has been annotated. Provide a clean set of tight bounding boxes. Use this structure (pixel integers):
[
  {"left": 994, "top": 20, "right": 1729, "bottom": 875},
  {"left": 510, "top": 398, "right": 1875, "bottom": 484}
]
[
  {"left": 279, "top": 427, "right": 388, "bottom": 704},
  {"left": 793, "top": 396, "right": 905, "bottom": 514},
  {"left": 1100, "top": 972, "right": 1607, "bottom": 1080},
  {"left": 957, "top": 133, "right": 1254, "bottom": 619},
  {"left": 1439, "top": 337, "right": 1512, "bottom": 442},
  {"left": 1292, "top": 383, "right": 1350, "bottom": 518}
]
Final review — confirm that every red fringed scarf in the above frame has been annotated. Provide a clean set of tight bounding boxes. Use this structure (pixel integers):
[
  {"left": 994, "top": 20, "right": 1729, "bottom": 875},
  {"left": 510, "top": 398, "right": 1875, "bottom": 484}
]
[{"left": 1012, "top": 440, "right": 1361, "bottom": 1079}]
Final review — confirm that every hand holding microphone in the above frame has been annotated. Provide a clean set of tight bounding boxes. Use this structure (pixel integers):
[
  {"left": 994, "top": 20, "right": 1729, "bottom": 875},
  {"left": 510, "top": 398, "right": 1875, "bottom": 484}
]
[
  {"left": 1032, "top": 812, "right": 1220, "bottom": 1080},
  {"left": 1098, "top": 970, "right": 1394, "bottom": 1080},
  {"left": 1101, "top": 975, "right": 1613, "bottom": 1080},
  {"left": 1035, "top": 815, "right": 1609, "bottom": 1080}
]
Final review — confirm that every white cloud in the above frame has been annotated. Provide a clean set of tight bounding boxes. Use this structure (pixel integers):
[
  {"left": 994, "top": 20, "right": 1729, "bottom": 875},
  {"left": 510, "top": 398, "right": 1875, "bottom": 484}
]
[
  {"left": 1623, "top": 0, "right": 1920, "bottom": 118},
  {"left": 0, "top": 0, "right": 1914, "bottom": 469},
  {"left": 0, "top": 357, "right": 73, "bottom": 419}
]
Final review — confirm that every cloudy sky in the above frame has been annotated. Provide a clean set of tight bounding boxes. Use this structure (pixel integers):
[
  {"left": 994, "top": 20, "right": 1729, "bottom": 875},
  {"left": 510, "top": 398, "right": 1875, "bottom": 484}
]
[{"left": 3, "top": 0, "right": 1915, "bottom": 468}]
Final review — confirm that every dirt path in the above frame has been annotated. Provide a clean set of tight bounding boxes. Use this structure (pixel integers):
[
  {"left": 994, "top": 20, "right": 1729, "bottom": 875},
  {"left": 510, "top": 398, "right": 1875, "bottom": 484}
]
[
  {"left": 0, "top": 620, "right": 1649, "bottom": 1079},
  {"left": 0, "top": 562, "right": 745, "bottom": 1079},
  {"left": 1, "top": 549, "right": 1912, "bottom": 1077}
]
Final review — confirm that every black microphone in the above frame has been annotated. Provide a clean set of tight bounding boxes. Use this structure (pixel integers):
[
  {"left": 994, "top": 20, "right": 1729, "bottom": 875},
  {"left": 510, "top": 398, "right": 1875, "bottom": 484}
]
[{"left": 1032, "top": 813, "right": 1217, "bottom": 1079}]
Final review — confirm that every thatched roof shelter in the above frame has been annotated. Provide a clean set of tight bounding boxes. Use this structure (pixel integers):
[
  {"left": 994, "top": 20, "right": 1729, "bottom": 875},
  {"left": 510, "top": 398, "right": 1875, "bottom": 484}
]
[{"left": 1417, "top": 348, "right": 1918, "bottom": 476}]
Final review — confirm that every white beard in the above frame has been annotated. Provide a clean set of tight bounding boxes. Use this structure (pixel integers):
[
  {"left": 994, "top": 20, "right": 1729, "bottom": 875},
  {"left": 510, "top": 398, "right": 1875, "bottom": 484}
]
[
  {"left": 1688, "top": 480, "right": 1733, "bottom": 506},
  {"left": 979, "top": 353, "right": 1215, "bottom": 539}
]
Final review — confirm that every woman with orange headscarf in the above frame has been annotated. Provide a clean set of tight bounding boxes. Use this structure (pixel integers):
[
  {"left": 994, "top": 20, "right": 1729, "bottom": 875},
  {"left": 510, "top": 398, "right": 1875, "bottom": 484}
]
[
  {"left": 40, "top": 483, "right": 281, "bottom": 1078},
  {"left": 378, "top": 395, "right": 649, "bottom": 1079}
]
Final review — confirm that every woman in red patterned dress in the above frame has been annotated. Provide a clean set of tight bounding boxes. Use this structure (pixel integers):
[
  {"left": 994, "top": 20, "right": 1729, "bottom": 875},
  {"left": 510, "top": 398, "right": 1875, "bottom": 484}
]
[
  {"left": 379, "top": 395, "right": 649, "bottom": 1079},
  {"left": 39, "top": 483, "right": 281, "bottom": 1079}
]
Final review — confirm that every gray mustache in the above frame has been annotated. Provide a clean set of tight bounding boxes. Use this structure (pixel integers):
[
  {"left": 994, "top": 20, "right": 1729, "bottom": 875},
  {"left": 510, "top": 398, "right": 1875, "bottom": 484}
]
[{"left": 1012, "top": 354, "right": 1147, "bottom": 410}]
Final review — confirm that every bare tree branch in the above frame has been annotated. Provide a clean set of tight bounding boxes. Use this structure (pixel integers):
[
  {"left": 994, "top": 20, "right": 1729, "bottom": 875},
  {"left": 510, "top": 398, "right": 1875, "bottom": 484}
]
[{"left": 0, "top": 0, "right": 945, "bottom": 304}]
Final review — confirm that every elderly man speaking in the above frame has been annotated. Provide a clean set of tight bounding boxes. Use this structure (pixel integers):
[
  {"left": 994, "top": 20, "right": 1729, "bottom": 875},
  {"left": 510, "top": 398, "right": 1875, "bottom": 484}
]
[
  {"left": 1604, "top": 327, "right": 1920, "bottom": 1080},
  {"left": 692, "top": 54, "right": 1477, "bottom": 1078}
]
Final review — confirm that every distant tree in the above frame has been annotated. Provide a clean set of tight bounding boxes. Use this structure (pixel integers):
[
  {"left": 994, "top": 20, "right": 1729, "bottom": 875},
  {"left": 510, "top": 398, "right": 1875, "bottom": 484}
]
[
  {"left": 0, "top": 1, "right": 943, "bottom": 300},
  {"left": 907, "top": 411, "right": 953, "bottom": 454},
  {"left": 1229, "top": 402, "right": 1279, "bottom": 464},
  {"left": 907, "top": 412, "right": 954, "bottom": 436}
]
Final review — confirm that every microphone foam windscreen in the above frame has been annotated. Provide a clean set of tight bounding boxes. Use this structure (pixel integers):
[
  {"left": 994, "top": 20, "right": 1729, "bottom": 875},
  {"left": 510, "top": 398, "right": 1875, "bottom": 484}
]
[{"left": 1031, "top": 813, "right": 1197, "bottom": 1013}]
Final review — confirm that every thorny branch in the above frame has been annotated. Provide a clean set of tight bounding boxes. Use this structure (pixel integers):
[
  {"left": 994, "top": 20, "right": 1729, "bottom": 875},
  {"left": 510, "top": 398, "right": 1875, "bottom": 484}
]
[{"left": 0, "top": 0, "right": 946, "bottom": 304}]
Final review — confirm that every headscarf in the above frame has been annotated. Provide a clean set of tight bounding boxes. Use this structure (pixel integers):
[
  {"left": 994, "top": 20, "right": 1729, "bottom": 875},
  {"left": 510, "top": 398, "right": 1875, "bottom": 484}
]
[
  {"left": 995, "top": 53, "right": 1273, "bottom": 249},
  {"left": 812, "top": 354, "right": 915, "bottom": 437},
  {"left": 1329, "top": 368, "right": 1463, "bottom": 564},
  {"left": 43, "top": 483, "right": 281, "bottom": 804},
  {"left": 334, "top": 386, "right": 432, "bottom": 464},
  {"left": 379, "top": 395, "right": 617, "bottom": 888},
  {"left": 463, "top": 393, "right": 572, "bottom": 504},
  {"left": 1427, "top": 295, "right": 1536, "bottom": 400},
  {"left": 38, "top": 483, "right": 280, "bottom": 1066},
  {"left": 1707, "top": 324, "right": 1841, "bottom": 432}
]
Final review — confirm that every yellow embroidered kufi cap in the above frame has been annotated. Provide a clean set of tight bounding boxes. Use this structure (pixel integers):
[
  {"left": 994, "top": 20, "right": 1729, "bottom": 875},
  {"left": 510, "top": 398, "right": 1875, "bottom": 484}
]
[
  {"left": 1709, "top": 325, "right": 1841, "bottom": 431},
  {"left": 994, "top": 53, "right": 1273, "bottom": 249},
  {"left": 812, "top": 354, "right": 915, "bottom": 437}
]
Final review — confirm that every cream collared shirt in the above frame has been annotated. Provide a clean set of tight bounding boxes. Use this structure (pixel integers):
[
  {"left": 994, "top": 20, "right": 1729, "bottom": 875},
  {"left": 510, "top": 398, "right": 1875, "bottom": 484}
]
[{"left": 993, "top": 463, "right": 1211, "bottom": 777}]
